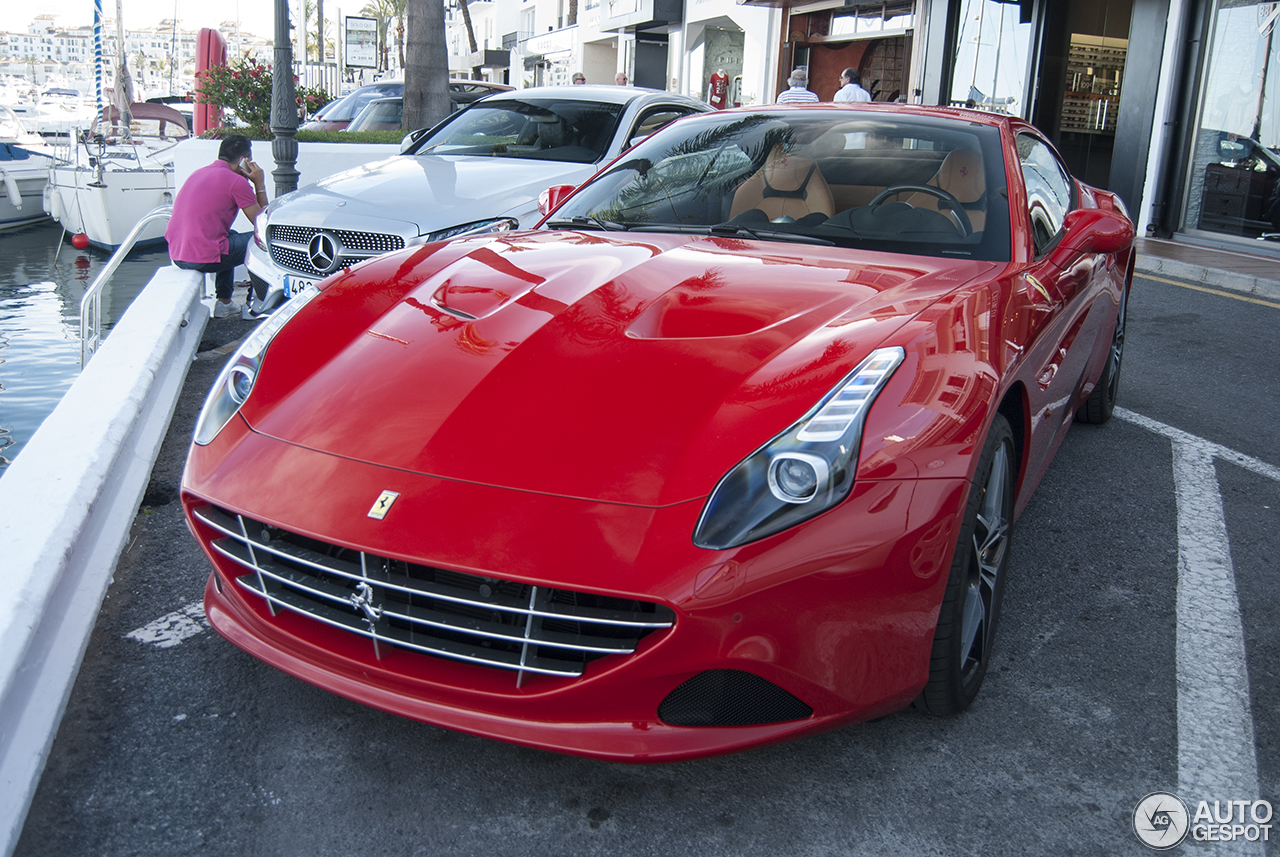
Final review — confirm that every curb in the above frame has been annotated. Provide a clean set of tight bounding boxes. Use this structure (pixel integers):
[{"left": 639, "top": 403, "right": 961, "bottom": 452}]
[{"left": 1135, "top": 255, "right": 1280, "bottom": 303}]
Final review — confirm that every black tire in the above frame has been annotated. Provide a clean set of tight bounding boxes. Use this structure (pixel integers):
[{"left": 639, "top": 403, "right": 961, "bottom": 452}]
[
  {"left": 1076, "top": 284, "right": 1127, "bottom": 424},
  {"left": 917, "top": 413, "right": 1015, "bottom": 715}
]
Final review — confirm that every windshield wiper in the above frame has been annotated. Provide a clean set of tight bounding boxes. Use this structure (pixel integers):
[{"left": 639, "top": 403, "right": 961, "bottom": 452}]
[
  {"left": 545, "top": 215, "right": 627, "bottom": 231},
  {"left": 629, "top": 223, "right": 834, "bottom": 246}
]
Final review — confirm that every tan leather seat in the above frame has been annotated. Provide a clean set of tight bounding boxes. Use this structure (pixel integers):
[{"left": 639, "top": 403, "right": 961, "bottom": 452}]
[
  {"left": 730, "top": 144, "right": 835, "bottom": 221},
  {"left": 900, "top": 148, "right": 986, "bottom": 232}
]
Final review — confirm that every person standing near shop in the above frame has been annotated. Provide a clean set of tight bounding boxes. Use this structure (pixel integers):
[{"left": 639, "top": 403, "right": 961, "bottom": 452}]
[
  {"left": 166, "top": 134, "right": 266, "bottom": 317},
  {"left": 834, "top": 68, "right": 872, "bottom": 103},
  {"left": 777, "top": 68, "right": 818, "bottom": 103}
]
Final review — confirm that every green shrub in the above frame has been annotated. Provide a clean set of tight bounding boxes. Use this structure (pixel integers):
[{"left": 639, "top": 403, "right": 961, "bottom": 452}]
[{"left": 195, "top": 57, "right": 329, "bottom": 131}]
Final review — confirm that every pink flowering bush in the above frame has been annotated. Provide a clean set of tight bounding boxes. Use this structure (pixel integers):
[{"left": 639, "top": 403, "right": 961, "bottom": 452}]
[{"left": 196, "top": 57, "right": 329, "bottom": 136}]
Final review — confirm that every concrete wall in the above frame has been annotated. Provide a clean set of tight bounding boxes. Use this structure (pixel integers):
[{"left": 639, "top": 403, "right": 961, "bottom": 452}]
[
  {"left": 0, "top": 267, "right": 208, "bottom": 857},
  {"left": 172, "top": 139, "right": 402, "bottom": 199}
]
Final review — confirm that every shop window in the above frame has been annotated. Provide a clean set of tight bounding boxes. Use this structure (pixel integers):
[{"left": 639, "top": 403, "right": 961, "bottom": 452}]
[
  {"left": 950, "top": 0, "right": 1033, "bottom": 113},
  {"left": 1182, "top": 1, "right": 1280, "bottom": 242}
]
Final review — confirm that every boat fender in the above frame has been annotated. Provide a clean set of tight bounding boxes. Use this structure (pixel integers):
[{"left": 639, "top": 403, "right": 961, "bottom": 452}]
[
  {"left": 1, "top": 168, "right": 20, "bottom": 210},
  {"left": 46, "top": 184, "right": 63, "bottom": 220}
]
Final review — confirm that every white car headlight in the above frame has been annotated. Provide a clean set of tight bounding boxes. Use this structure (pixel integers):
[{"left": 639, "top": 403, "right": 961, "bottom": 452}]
[
  {"left": 253, "top": 207, "right": 270, "bottom": 250},
  {"left": 693, "top": 347, "right": 905, "bottom": 550},
  {"left": 193, "top": 284, "right": 321, "bottom": 446},
  {"left": 418, "top": 217, "right": 519, "bottom": 245}
]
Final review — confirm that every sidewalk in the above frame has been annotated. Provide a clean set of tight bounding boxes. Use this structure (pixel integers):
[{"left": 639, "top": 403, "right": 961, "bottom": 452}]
[{"left": 1134, "top": 237, "right": 1280, "bottom": 302}]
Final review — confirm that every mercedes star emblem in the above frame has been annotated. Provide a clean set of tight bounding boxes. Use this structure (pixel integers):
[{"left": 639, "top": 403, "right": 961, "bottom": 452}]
[{"left": 307, "top": 231, "right": 341, "bottom": 273}]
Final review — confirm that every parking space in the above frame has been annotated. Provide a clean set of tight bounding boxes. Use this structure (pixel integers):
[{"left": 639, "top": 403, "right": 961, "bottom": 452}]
[{"left": 13, "top": 272, "right": 1279, "bottom": 856}]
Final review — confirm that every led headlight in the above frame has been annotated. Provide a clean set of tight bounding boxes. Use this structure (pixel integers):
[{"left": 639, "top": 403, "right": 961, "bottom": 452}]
[
  {"left": 193, "top": 284, "right": 321, "bottom": 446},
  {"left": 253, "top": 207, "right": 269, "bottom": 250},
  {"left": 417, "top": 217, "right": 519, "bottom": 245},
  {"left": 693, "top": 347, "right": 905, "bottom": 550}
]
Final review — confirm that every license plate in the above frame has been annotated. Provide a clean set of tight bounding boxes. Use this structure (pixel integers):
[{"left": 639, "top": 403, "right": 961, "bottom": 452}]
[{"left": 284, "top": 275, "right": 314, "bottom": 297}]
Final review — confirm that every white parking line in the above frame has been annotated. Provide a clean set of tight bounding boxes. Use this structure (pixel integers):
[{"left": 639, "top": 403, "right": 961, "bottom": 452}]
[
  {"left": 125, "top": 602, "right": 209, "bottom": 649},
  {"left": 1117, "top": 408, "right": 1272, "bottom": 845}
]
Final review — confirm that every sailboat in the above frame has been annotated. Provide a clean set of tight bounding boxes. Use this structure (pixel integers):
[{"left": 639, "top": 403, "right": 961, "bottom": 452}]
[
  {"left": 41, "top": 0, "right": 189, "bottom": 250},
  {"left": 0, "top": 106, "right": 57, "bottom": 230},
  {"left": 43, "top": 101, "right": 188, "bottom": 249}
]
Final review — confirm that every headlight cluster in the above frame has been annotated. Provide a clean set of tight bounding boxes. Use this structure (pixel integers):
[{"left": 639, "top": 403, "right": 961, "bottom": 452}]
[
  {"left": 253, "top": 206, "right": 270, "bottom": 250},
  {"left": 693, "top": 347, "right": 905, "bottom": 550},
  {"left": 421, "top": 217, "right": 518, "bottom": 244},
  {"left": 193, "top": 284, "right": 321, "bottom": 446}
]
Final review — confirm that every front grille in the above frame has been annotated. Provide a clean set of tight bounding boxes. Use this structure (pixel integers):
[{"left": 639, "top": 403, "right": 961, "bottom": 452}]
[
  {"left": 268, "top": 224, "right": 405, "bottom": 276},
  {"left": 658, "top": 670, "right": 813, "bottom": 727},
  {"left": 194, "top": 505, "right": 675, "bottom": 686}
]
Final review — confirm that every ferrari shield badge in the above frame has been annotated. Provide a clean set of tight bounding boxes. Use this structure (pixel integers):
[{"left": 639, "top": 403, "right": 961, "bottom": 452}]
[{"left": 367, "top": 490, "right": 399, "bottom": 520}]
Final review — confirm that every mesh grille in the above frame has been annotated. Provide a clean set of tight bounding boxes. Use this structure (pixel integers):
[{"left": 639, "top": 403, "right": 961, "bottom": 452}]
[
  {"left": 194, "top": 505, "right": 675, "bottom": 686},
  {"left": 267, "top": 224, "right": 405, "bottom": 276},
  {"left": 658, "top": 670, "right": 813, "bottom": 727}
]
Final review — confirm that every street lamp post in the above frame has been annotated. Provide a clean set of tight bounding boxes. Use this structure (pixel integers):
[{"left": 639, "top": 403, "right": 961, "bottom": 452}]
[{"left": 271, "top": 0, "right": 299, "bottom": 195}]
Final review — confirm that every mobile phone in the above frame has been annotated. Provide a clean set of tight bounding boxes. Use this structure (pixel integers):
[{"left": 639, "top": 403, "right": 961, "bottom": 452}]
[{"left": 239, "top": 157, "right": 250, "bottom": 172}]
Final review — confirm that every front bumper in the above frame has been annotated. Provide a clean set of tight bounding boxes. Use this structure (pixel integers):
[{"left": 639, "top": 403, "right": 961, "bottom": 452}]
[
  {"left": 244, "top": 238, "right": 309, "bottom": 314},
  {"left": 183, "top": 416, "right": 967, "bottom": 761}
]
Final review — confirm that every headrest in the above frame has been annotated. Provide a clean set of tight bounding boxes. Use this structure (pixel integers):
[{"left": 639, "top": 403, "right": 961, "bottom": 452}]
[
  {"left": 938, "top": 149, "right": 985, "bottom": 203},
  {"left": 762, "top": 144, "right": 814, "bottom": 191}
]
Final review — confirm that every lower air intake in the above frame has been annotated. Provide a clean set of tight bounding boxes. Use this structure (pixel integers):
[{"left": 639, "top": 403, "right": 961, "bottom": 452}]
[{"left": 658, "top": 669, "right": 813, "bottom": 727}]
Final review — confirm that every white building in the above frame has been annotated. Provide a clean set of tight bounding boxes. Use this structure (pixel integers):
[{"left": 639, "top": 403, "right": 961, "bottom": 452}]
[{"left": 444, "top": 0, "right": 783, "bottom": 107}]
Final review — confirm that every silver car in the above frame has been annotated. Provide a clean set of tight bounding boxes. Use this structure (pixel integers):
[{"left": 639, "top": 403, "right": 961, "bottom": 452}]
[{"left": 246, "top": 86, "right": 711, "bottom": 311}]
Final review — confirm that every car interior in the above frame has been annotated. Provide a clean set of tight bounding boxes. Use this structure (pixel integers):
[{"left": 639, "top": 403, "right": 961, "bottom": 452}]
[{"left": 551, "top": 113, "right": 1013, "bottom": 261}]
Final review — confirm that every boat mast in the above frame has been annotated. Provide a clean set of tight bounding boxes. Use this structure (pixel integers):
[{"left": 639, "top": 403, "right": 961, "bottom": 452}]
[
  {"left": 114, "top": 0, "right": 132, "bottom": 137},
  {"left": 94, "top": 0, "right": 104, "bottom": 119}
]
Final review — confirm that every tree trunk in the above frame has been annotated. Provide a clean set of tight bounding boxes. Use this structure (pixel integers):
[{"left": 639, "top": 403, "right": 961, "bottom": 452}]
[
  {"left": 568, "top": 0, "right": 577, "bottom": 27},
  {"left": 317, "top": 0, "right": 324, "bottom": 63},
  {"left": 460, "top": 0, "right": 478, "bottom": 53},
  {"left": 403, "top": 0, "right": 449, "bottom": 132}
]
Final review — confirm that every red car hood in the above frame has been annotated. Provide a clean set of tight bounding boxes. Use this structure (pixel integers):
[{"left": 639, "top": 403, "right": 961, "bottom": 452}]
[{"left": 244, "top": 231, "right": 996, "bottom": 506}]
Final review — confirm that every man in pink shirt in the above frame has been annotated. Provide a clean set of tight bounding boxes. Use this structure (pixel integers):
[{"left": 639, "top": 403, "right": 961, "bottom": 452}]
[{"left": 166, "top": 135, "right": 267, "bottom": 317}]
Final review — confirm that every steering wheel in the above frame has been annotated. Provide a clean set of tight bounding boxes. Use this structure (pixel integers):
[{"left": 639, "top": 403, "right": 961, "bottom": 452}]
[{"left": 867, "top": 184, "right": 973, "bottom": 237}]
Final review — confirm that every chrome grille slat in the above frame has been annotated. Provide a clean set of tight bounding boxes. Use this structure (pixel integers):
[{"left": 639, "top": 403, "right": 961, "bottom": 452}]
[
  {"left": 211, "top": 538, "right": 637, "bottom": 655},
  {"left": 194, "top": 505, "right": 675, "bottom": 685},
  {"left": 197, "top": 507, "right": 668, "bottom": 629},
  {"left": 234, "top": 573, "right": 582, "bottom": 676}
]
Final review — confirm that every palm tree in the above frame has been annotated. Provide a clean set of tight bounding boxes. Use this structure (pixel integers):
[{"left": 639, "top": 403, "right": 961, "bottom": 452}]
[
  {"left": 403, "top": 0, "right": 448, "bottom": 130},
  {"left": 360, "top": 0, "right": 402, "bottom": 70}
]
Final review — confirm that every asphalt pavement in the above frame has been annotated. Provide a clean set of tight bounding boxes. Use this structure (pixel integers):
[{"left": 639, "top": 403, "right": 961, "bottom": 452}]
[{"left": 12, "top": 264, "right": 1280, "bottom": 857}]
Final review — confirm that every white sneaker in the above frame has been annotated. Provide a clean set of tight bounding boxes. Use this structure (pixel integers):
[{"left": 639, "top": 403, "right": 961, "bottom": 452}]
[{"left": 212, "top": 299, "right": 243, "bottom": 318}]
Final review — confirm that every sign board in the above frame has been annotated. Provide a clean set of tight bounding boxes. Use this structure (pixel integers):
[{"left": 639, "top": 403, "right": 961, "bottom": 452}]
[{"left": 345, "top": 16, "right": 378, "bottom": 68}]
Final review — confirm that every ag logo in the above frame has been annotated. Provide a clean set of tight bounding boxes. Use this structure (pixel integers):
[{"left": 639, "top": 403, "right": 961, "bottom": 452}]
[{"left": 1134, "top": 792, "right": 1190, "bottom": 849}]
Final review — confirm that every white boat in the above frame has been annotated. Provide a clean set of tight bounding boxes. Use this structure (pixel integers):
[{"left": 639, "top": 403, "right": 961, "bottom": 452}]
[
  {"left": 43, "top": 102, "right": 188, "bottom": 250},
  {"left": 0, "top": 105, "right": 58, "bottom": 230}
]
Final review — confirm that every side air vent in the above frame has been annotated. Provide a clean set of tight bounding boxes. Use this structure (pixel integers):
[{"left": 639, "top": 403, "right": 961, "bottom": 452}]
[{"left": 658, "top": 670, "right": 813, "bottom": 727}]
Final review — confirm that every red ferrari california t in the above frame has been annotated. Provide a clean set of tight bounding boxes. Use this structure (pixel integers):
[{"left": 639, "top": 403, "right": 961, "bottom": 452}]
[{"left": 182, "top": 103, "right": 1134, "bottom": 761}]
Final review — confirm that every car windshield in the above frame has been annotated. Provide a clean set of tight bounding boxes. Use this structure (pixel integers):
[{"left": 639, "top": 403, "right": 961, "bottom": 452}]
[
  {"left": 549, "top": 110, "right": 1012, "bottom": 261},
  {"left": 318, "top": 84, "right": 403, "bottom": 122},
  {"left": 412, "top": 98, "right": 625, "bottom": 164},
  {"left": 348, "top": 98, "right": 401, "bottom": 131}
]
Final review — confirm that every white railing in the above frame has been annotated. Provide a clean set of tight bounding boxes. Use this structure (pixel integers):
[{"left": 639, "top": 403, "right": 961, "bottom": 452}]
[{"left": 80, "top": 204, "right": 173, "bottom": 365}]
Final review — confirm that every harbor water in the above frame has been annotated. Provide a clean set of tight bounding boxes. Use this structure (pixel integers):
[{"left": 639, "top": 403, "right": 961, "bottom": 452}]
[{"left": 0, "top": 220, "right": 170, "bottom": 472}]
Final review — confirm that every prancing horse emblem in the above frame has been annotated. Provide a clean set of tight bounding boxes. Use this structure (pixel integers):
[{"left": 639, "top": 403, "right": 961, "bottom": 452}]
[
  {"left": 367, "top": 490, "right": 399, "bottom": 520},
  {"left": 349, "top": 581, "right": 383, "bottom": 626}
]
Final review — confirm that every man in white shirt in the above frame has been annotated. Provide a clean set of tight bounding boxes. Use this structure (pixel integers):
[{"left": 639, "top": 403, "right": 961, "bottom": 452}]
[
  {"left": 777, "top": 68, "right": 819, "bottom": 103},
  {"left": 834, "top": 68, "right": 872, "bottom": 103}
]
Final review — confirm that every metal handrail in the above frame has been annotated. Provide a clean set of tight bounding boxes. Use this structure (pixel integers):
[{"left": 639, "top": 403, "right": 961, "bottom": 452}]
[{"left": 79, "top": 204, "right": 173, "bottom": 365}]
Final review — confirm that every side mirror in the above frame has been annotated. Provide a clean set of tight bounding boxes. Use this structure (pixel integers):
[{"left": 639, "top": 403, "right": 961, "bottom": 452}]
[
  {"left": 1052, "top": 208, "right": 1134, "bottom": 262},
  {"left": 399, "top": 127, "right": 429, "bottom": 154},
  {"left": 538, "top": 184, "right": 576, "bottom": 217}
]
